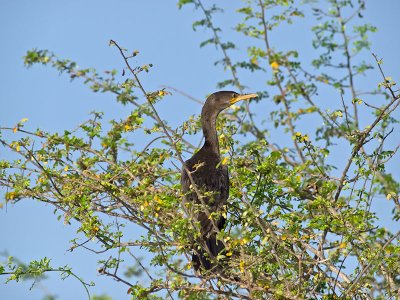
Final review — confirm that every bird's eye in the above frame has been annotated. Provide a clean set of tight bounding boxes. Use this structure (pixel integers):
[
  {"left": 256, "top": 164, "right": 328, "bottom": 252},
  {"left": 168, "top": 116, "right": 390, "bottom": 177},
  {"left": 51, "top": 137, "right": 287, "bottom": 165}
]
[{"left": 231, "top": 93, "right": 237, "bottom": 99}]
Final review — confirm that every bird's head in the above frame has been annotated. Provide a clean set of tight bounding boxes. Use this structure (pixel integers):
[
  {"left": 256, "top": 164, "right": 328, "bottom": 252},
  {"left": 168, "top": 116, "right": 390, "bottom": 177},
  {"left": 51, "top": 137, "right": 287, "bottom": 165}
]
[{"left": 204, "top": 91, "right": 258, "bottom": 114}]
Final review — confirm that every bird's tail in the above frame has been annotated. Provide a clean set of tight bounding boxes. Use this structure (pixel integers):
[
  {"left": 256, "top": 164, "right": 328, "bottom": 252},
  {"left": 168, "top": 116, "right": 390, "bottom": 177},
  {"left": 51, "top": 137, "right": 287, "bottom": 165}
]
[{"left": 192, "top": 234, "right": 225, "bottom": 271}]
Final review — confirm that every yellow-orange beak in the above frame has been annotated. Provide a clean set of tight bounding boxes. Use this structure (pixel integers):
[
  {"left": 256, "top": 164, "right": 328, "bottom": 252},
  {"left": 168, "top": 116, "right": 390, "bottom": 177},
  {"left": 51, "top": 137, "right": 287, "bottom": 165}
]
[{"left": 230, "top": 93, "right": 258, "bottom": 105}]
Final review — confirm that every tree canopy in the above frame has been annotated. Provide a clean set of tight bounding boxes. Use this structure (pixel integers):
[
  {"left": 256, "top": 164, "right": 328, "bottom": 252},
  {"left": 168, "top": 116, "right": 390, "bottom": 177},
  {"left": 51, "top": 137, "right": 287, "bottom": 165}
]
[{"left": 1, "top": 0, "right": 399, "bottom": 299}]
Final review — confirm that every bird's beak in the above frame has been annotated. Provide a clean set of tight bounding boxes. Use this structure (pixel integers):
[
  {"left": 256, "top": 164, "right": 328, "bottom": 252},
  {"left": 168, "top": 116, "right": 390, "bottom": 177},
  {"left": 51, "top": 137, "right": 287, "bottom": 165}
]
[{"left": 230, "top": 93, "right": 258, "bottom": 105}]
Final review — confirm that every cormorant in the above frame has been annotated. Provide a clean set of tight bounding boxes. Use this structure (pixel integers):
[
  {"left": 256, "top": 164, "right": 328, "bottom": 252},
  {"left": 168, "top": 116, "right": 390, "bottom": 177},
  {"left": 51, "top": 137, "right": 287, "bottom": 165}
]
[{"left": 181, "top": 91, "right": 257, "bottom": 271}]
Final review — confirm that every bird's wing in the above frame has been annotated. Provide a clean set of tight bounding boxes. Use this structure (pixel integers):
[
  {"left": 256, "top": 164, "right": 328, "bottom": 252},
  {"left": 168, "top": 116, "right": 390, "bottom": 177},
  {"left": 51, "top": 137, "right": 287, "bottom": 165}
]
[
  {"left": 181, "top": 161, "right": 228, "bottom": 236},
  {"left": 181, "top": 164, "right": 197, "bottom": 220},
  {"left": 219, "top": 164, "right": 229, "bottom": 204},
  {"left": 181, "top": 165, "right": 190, "bottom": 194}
]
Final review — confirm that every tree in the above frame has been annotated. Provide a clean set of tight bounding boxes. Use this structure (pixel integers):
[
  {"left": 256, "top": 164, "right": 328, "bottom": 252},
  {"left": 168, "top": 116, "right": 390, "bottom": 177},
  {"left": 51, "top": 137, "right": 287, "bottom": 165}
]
[{"left": 1, "top": 0, "right": 399, "bottom": 299}]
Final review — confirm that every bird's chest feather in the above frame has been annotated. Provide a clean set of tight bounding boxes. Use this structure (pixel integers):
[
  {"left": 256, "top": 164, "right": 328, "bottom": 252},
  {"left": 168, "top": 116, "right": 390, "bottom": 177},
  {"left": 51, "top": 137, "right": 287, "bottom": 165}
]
[
  {"left": 193, "top": 163, "right": 225, "bottom": 188},
  {"left": 183, "top": 153, "right": 229, "bottom": 206}
]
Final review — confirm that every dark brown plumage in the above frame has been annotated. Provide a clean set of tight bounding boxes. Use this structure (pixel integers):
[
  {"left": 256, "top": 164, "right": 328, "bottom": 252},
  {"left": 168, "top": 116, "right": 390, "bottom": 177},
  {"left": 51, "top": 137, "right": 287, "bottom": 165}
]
[{"left": 181, "top": 91, "right": 257, "bottom": 271}]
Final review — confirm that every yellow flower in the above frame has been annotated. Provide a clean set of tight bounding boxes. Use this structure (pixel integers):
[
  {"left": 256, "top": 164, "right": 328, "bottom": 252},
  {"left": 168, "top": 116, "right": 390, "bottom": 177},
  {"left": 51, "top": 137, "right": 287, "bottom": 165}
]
[
  {"left": 339, "top": 242, "right": 347, "bottom": 249},
  {"left": 270, "top": 61, "right": 279, "bottom": 70},
  {"left": 302, "top": 235, "right": 310, "bottom": 241},
  {"left": 240, "top": 261, "right": 245, "bottom": 273},
  {"left": 140, "top": 201, "right": 149, "bottom": 211},
  {"left": 221, "top": 156, "right": 229, "bottom": 165},
  {"left": 154, "top": 195, "right": 162, "bottom": 204},
  {"left": 226, "top": 252, "right": 233, "bottom": 257},
  {"left": 306, "top": 107, "right": 316, "bottom": 113},
  {"left": 261, "top": 236, "right": 269, "bottom": 245},
  {"left": 334, "top": 111, "right": 343, "bottom": 117},
  {"left": 6, "top": 191, "right": 16, "bottom": 200}
]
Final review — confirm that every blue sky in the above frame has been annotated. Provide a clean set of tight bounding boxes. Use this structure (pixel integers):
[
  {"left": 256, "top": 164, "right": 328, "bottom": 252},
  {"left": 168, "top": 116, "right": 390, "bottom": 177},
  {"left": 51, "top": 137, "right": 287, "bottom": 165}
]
[{"left": 1, "top": 1, "right": 399, "bottom": 299}]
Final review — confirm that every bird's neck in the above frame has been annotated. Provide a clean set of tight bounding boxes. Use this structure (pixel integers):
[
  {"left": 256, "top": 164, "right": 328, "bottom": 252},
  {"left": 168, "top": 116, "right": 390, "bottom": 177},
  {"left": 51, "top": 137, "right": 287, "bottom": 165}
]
[{"left": 201, "top": 109, "right": 220, "bottom": 155}]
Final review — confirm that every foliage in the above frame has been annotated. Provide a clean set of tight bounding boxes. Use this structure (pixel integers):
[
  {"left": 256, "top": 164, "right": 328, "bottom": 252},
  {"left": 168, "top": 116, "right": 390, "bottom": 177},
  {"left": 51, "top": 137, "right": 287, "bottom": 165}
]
[
  {"left": 0, "top": 254, "right": 93, "bottom": 298},
  {"left": 1, "top": 0, "right": 400, "bottom": 299}
]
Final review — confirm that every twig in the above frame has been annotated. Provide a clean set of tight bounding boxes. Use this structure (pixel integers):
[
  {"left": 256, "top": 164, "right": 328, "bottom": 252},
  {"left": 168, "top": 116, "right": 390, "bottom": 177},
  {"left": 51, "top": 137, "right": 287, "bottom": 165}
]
[
  {"left": 161, "top": 85, "right": 203, "bottom": 104},
  {"left": 343, "top": 230, "right": 400, "bottom": 297}
]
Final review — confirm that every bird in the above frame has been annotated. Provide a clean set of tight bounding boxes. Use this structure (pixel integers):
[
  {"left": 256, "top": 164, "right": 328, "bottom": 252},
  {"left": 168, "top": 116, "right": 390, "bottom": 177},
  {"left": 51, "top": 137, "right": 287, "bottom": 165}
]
[{"left": 181, "top": 91, "right": 258, "bottom": 272}]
